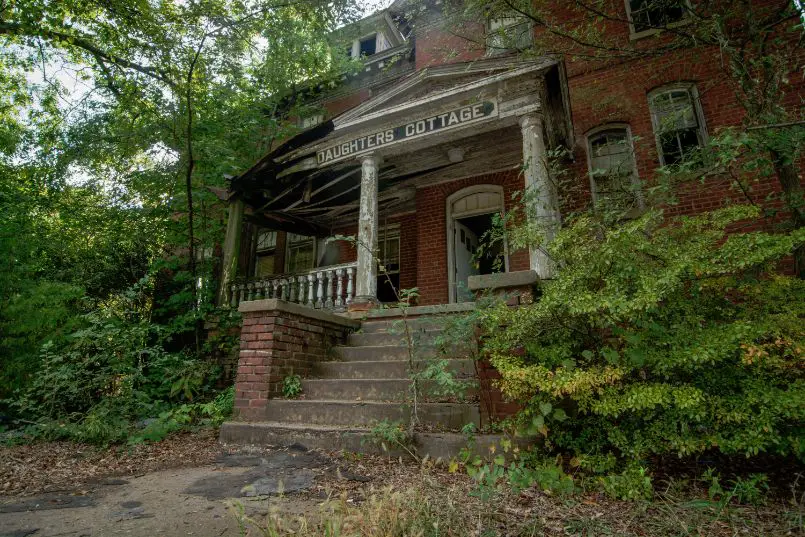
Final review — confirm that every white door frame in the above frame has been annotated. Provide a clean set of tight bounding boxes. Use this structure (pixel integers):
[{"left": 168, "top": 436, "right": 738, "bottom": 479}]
[{"left": 445, "top": 184, "right": 509, "bottom": 303}]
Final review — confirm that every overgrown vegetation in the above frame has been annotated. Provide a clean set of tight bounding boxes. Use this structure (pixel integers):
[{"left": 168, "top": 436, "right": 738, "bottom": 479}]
[
  {"left": 0, "top": 0, "right": 364, "bottom": 444},
  {"left": 232, "top": 458, "right": 805, "bottom": 536}
]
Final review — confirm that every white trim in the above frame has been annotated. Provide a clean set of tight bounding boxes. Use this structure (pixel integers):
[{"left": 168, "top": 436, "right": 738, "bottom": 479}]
[
  {"left": 445, "top": 185, "right": 509, "bottom": 304},
  {"left": 647, "top": 83, "right": 708, "bottom": 166},
  {"left": 334, "top": 57, "right": 555, "bottom": 126},
  {"left": 583, "top": 123, "right": 642, "bottom": 207}
]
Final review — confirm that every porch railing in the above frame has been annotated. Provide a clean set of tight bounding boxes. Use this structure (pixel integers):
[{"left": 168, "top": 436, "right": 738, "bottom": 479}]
[{"left": 229, "top": 262, "right": 357, "bottom": 310}]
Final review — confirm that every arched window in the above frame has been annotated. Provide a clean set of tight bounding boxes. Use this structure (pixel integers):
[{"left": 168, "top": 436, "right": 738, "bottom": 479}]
[
  {"left": 648, "top": 84, "right": 708, "bottom": 166},
  {"left": 585, "top": 124, "right": 642, "bottom": 211}
]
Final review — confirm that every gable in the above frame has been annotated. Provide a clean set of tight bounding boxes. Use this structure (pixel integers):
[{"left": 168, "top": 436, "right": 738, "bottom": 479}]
[{"left": 334, "top": 56, "right": 556, "bottom": 128}]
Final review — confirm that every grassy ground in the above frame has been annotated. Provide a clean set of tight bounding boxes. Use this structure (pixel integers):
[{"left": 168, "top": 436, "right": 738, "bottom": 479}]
[{"left": 236, "top": 455, "right": 803, "bottom": 537}]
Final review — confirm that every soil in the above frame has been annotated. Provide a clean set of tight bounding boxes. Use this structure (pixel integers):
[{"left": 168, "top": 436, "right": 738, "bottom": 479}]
[
  {"left": 0, "top": 432, "right": 415, "bottom": 537},
  {"left": 1, "top": 431, "right": 800, "bottom": 537}
]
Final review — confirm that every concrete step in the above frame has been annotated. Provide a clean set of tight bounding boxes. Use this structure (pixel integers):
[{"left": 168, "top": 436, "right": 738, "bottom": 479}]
[
  {"left": 314, "top": 359, "right": 476, "bottom": 379},
  {"left": 262, "top": 399, "right": 480, "bottom": 429},
  {"left": 347, "top": 331, "right": 444, "bottom": 347},
  {"left": 300, "top": 378, "right": 477, "bottom": 402},
  {"left": 333, "top": 345, "right": 467, "bottom": 361},
  {"left": 359, "top": 318, "right": 457, "bottom": 334},
  {"left": 220, "top": 421, "right": 523, "bottom": 460}
]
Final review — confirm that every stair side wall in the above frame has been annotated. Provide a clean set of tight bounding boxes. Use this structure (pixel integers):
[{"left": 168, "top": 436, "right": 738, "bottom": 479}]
[{"left": 234, "top": 299, "right": 359, "bottom": 421}]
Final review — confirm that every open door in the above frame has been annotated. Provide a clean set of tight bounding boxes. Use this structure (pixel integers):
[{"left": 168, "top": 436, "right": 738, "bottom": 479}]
[{"left": 453, "top": 220, "right": 479, "bottom": 303}]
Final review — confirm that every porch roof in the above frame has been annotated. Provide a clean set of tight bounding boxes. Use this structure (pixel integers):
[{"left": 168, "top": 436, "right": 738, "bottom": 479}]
[{"left": 230, "top": 55, "right": 569, "bottom": 235}]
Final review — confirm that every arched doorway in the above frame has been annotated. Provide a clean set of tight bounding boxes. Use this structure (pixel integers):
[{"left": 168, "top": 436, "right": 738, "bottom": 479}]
[{"left": 446, "top": 185, "right": 508, "bottom": 303}]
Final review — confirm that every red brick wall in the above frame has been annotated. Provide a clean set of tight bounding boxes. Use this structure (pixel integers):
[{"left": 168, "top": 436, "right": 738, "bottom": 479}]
[
  {"left": 235, "top": 305, "right": 353, "bottom": 421},
  {"left": 416, "top": 169, "right": 530, "bottom": 306},
  {"left": 324, "top": 89, "right": 371, "bottom": 118},
  {"left": 415, "top": 20, "right": 486, "bottom": 70},
  {"left": 332, "top": 212, "right": 419, "bottom": 299},
  {"left": 559, "top": 44, "right": 792, "bottom": 229}
]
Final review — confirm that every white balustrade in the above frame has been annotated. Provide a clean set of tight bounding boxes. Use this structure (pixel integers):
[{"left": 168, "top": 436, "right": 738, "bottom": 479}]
[{"left": 229, "top": 262, "right": 358, "bottom": 310}]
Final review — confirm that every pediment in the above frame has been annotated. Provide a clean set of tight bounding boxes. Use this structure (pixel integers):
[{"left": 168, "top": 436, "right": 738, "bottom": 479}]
[{"left": 334, "top": 56, "right": 556, "bottom": 127}]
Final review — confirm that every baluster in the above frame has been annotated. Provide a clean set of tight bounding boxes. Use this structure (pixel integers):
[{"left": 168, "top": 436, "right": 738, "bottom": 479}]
[
  {"left": 334, "top": 268, "right": 344, "bottom": 308},
  {"left": 247, "top": 282, "right": 256, "bottom": 301},
  {"left": 273, "top": 279, "right": 281, "bottom": 300},
  {"left": 307, "top": 274, "right": 315, "bottom": 307},
  {"left": 255, "top": 281, "right": 263, "bottom": 300},
  {"left": 298, "top": 275, "right": 307, "bottom": 304},
  {"left": 325, "top": 270, "right": 335, "bottom": 309},
  {"left": 261, "top": 280, "right": 270, "bottom": 299},
  {"left": 239, "top": 284, "right": 246, "bottom": 304},
  {"left": 315, "top": 272, "right": 325, "bottom": 308},
  {"left": 279, "top": 279, "right": 287, "bottom": 301},
  {"left": 288, "top": 277, "right": 297, "bottom": 302},
  {"left": 346, "top": 267, "right": 355, "bottom": 304},
  {"left": 230, "top": 284, "right": 238, "bottom": 308}
]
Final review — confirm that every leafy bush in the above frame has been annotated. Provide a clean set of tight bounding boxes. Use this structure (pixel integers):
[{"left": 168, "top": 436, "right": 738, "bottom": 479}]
[
  {"left": 4, "top": 302, "right": 232, "bottom": 445},
  {"left": 479, "top": 205, "right": 805, "bottom": 474}
]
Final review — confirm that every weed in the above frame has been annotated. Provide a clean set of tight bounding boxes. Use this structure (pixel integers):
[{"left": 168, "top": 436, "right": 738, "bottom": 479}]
[{"left": 282, "top": 375, "right": 302, "bottom": 399}]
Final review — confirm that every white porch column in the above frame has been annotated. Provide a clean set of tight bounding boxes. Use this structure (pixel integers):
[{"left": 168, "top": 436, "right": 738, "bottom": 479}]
[
  {"left": 520, "top": 114, "right": 560, "bottom": 279},
  {"left": 354, "top": 153, "right": 380, "bottom": 306},
  {"left": 218, "top": 197, "right": 245, "bottom": 306}
]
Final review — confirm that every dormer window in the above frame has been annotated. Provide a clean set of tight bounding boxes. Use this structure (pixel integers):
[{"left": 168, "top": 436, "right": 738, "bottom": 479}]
[
  {"left": 359, "top": 35, "right": 377, "bottom": 57},
  {"left": 347, "top": 32, "right": 390, "bottom": 59}
]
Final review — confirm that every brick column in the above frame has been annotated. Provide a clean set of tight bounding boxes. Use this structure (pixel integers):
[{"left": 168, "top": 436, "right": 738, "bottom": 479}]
[
  {"left": 232, "top": 299, "right": 360, "bottom": 421},
  {"left": 520, "top": 114, "right": 560, "bottom": 279}
]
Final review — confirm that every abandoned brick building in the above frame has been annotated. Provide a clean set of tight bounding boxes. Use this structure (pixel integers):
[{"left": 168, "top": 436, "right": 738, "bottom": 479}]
[{"left": 219, "top": 0, "right": 799, "bottom": 452}]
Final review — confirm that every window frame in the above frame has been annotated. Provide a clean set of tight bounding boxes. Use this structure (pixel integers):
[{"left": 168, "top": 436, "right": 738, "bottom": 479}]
[
  {"left": 584, "top": 123, "right": 644, "bottom": 211},
  {"left": 624, "top": 0, "right": 692, "bottom": 40},
  {"left": 284, "top": 233, "right": 317, "bottom": 274},
  {"left": 377, "top": 224, "right": 401, "bottom": 275},
  {"left": 485, "top": 14, "right": 533, "bottom": 55},
  {"left": 648, "top": 83, "right": 708, "bottom": 167},
  {"left": 299, "top": 114, "right": 324, "bottom": 129},
  {"left": 254, "top": 229, "right": 278, "bottom": 277},
  {"left": 348, "top": 31, "right": 389, "bottom": 59}
]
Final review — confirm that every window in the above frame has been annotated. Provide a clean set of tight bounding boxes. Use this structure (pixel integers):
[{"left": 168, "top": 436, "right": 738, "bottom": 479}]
[
  {"left": 487, "top": 16, "right": 532, "bottom": 54},
  {"left": 254, "top": 230, "right": 277, "bottom": 277},
  {"left": 299, "top": 114, "right": 324, "bottom": 129},
  {"left": 586, "top": 126, "right": 642, "bottom": 211},
  {"left": 376, "top": 226, "right": 400, "bottom": 303},
  {"left": 626, "top": 0, "right": 688, "bottom": 36},
  {"left": 649, "top": 85, "right": 707, "bottom": 166},
  {"left": 347, "top": 33, "right": 389, "bottom": 59},
  {"left": 359, "top": 34, "right": 377, "bottom": 57},
  {"left": 285, "top": 233, "right": 315, "bottom": 274}
]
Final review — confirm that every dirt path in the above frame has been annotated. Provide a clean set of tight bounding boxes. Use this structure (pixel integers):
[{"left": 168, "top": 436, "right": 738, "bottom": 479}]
[{"left": 0, "top": 441, "right": 374, "bottom": 537}]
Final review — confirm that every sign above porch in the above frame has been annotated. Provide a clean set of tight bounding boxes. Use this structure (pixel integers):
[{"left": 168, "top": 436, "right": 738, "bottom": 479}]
[{"left": 316, "top": 100, "right": 498, "bottom": 166}]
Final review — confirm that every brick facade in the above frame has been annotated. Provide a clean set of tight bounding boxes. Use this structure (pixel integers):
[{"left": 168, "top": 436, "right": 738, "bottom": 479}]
[
  {"left": 415, "top": 169, "right": 531, "bottom": 305},
  {"left": 234, "top": 300, "right": 359, "bottom": 420}
]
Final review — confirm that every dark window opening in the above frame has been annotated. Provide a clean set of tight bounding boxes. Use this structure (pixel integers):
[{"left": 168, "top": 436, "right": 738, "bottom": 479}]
[
  {"left": 359, "top": 35, "right": 377, "bottom": 57},
  {"left": 629, "top": 0, "right": 686, "bottom": 33}
]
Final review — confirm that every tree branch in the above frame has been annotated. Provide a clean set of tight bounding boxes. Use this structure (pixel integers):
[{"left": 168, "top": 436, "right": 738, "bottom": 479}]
[{"left": 0, "top": 22, "right": 177, "bottom": 87}]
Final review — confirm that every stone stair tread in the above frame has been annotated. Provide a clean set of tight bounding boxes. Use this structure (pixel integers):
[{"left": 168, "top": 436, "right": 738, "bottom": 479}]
[{"left": 221, "top": 421, "right": 528, "bottom": 459}]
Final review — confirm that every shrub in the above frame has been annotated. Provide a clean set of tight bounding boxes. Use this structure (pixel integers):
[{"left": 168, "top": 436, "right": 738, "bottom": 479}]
[{"left": 480, "top": 205, "right": 805, "bottom": 472}]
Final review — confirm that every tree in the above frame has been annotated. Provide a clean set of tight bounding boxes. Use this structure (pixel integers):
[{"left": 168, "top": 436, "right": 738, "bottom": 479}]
[{"left": 0, "top": 0, "right": 363, "bottom": 426}]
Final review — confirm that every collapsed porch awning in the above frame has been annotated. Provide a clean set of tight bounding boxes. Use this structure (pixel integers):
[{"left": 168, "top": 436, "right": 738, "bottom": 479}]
[{"left": 229, "top": 55, "right": 572, "bottom": 234}]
